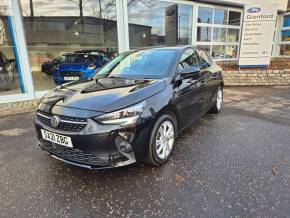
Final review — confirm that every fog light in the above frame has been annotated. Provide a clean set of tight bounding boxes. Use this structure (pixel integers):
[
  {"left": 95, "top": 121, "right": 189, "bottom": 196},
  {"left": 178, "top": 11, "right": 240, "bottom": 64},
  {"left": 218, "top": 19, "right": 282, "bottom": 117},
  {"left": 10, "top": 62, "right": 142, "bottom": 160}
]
[
  {"left": 118, "top": 131, "right": 134, "bottom": 143},
  {"left": 119, "top": 142, "right": 132, "bottom": 153},
  {"left": 115, "top": 135, "right": 133, "bottom": 153}
]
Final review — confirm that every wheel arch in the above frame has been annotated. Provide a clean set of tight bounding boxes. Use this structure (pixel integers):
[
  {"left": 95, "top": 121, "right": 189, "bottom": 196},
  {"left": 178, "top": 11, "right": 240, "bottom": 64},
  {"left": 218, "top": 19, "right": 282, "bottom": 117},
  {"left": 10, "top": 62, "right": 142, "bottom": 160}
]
[
  {"left": 155, "top": 104, "right": 180, "bottom": 131},
  {"left": 220, "top": 81, "right": 224, "bottom": 89}
]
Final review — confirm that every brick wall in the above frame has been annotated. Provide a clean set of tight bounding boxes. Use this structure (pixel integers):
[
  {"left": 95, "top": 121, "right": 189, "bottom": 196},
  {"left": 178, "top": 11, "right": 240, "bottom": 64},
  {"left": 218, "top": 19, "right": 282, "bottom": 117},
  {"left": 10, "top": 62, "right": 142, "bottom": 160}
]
[
  {"left": 218, "top": 58, "right": 290, "bottom": 86},
  {"left": 223, "top": 69, "right": 290, "bottom": 86}
]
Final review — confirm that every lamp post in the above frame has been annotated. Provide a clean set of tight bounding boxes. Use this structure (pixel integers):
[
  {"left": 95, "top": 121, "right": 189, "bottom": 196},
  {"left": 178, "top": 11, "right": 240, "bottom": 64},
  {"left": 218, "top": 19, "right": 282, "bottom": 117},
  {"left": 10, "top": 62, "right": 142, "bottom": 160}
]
[{"left": 178, "top": 15, "right": 181, "bottom": 42}]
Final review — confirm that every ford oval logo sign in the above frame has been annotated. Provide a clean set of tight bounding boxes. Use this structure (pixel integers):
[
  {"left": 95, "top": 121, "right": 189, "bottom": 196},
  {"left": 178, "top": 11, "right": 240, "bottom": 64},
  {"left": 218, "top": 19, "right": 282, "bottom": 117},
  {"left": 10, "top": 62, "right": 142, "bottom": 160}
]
[
  {"left": 248, "top": 7, "right": 261, "bottom": 13},
  {"left": 166, "top": 9, "right": 176, "bottom": 16}
]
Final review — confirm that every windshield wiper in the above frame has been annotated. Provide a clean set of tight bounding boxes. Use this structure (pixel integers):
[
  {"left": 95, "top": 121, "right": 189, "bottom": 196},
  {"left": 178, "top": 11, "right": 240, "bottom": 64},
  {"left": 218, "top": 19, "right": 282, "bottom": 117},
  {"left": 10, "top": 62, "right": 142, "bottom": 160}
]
[
  {"left": 59, "top": 84, "right": 76, "bottom": 91},
  {"left": 95, "top": 78, "right": 106, "bottom": 88}
]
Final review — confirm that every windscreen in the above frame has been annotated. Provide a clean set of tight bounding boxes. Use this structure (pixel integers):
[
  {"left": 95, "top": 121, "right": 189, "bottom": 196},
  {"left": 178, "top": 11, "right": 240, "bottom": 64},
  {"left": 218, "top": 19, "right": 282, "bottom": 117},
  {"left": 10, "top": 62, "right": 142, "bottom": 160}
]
[
  {"left": 60, "top": 54, "right": 100, "bottom": 63},
  {"left": 96, "top": 49, "right": 177, "bottom": 79}
]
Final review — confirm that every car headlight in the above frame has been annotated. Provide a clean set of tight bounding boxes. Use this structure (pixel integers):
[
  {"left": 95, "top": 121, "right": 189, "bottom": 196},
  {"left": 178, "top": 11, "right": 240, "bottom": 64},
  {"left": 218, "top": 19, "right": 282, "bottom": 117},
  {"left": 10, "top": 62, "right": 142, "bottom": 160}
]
[
  {"left": 87, "top": 64, "right": 96, "bottom": 70},
  {"left": 93, "top": 101, "right": 146, "bottom": 126}
]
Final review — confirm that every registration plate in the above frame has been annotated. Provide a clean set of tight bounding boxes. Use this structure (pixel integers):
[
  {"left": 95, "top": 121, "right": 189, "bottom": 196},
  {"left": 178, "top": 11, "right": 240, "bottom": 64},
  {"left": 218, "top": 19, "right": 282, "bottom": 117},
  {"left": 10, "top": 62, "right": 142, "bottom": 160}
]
[
  {"left": 41, "top": 129, "right": 73, "bottom": 148},
  {"left": 64, "top": 76, "right": 79, "bottom": 81}
]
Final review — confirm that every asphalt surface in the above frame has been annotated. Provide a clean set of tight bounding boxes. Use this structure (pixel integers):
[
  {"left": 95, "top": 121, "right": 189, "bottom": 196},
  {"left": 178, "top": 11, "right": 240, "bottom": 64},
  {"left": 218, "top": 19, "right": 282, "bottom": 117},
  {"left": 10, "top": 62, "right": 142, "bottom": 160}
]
[{"left": 1, "top": 87, "right": 290, "bottom": 217}]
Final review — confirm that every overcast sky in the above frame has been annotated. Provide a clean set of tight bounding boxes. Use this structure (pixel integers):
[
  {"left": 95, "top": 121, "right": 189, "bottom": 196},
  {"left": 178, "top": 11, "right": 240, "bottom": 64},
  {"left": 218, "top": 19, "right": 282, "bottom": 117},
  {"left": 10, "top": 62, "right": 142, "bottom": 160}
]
[
  {"left": 128, "top": 1, "right": 192, "bottom": 37},
  {"left": 20, "top": 0, "right": 116, "bottom": 17},
  {"left": 1, "top": 0, "right": 192, "bottom": 38}
]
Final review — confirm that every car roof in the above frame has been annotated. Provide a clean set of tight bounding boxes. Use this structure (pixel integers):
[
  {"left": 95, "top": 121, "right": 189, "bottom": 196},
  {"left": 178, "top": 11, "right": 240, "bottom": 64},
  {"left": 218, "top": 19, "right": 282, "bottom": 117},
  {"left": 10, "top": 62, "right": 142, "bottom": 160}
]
[
  {"left": 63, "top": 53, "right": 98, "bottom": 56},
  {"left": 130, "top": 45, "right": 195, "bottom": 53},
  {"left": 154, "top": 45, "right": 193, "bottom": 50},
  {"left": 74, "top": 50, "right": 106, "bottom": 53}
]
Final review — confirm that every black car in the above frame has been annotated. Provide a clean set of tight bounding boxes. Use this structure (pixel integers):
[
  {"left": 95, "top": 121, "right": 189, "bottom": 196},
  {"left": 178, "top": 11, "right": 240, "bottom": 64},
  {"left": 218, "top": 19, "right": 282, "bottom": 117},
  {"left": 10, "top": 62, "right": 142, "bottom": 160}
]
[
  {"left": 0, "top": 51, "right": 16, "bottom": 90},
  {"left": 41, "top": 57, "right": 62, "bottom": 75},
  {"left": 35, "top": 46, "right": 224, "bottom": 169},
  {"left": 74, "top": 49, "right": 111, "bottom": 58}
]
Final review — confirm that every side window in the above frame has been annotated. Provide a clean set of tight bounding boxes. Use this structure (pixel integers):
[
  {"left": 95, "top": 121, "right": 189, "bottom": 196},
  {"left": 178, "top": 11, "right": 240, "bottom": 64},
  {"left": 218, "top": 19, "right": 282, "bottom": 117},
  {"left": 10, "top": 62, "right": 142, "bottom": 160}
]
[
  {"left": 0, "top": 52, "right": 6, "bottom": 64},
  {"left": 0, "top": 54, "right": 4, "bottom": 64},
  {"left": 178, "top": 49, "right": 200, "bottom": 72},
  {"left": 102, "top": 52, "right": 109, "bottom": 59},
  {"left": 197, "top": 49, "right": 212, "bottom": 69}
]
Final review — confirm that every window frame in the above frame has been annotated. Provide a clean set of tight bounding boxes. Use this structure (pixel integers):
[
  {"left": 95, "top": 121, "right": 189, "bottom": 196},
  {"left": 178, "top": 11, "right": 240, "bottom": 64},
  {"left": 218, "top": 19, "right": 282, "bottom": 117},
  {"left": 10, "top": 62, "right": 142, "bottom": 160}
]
[
  {"left": 276, "top": 12, "right": 290, "bottom": 57},
  {"left": 194, "top": 3, "right": 243, "bottom": 61},
  {"left": 125, "top": 0, "right": 243, "bottom": 61},
  {"left": 0, "top": 0, "right": 36, "bottom": 103}
]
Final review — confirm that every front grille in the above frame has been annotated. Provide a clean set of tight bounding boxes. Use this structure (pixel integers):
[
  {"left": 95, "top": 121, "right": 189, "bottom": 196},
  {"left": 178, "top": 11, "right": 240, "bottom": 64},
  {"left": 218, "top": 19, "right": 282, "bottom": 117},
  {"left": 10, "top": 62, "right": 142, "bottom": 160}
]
[
  {"left": 41, "top": 140, "right": 108, "bottom": 166},
  {"left": 37, "top": 111, "right": 87, "bottom": 132},
  {"left": 60, "top": 71, "right": 83, "bottom": 77}
]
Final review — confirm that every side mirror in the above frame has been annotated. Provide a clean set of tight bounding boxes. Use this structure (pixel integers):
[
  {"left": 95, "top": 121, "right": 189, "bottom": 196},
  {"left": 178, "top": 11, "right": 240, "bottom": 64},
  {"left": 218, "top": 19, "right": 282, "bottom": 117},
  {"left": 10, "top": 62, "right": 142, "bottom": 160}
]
[
  {"left": 6, "top": 59, "right": 15, "bottom": 63},
  {"left": 180, "top": 66, "right": 201, "bottom": 79},
  {"left": 103, "top": 58, "right": 110, "bottom": 63}
]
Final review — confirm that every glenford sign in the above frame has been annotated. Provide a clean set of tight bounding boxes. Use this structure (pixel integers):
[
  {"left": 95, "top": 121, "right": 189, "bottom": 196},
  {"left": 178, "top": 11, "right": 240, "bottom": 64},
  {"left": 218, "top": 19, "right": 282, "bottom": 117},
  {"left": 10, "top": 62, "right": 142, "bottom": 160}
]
[{"left": 239, "top": 4, "right": 278, "bottom": 67}]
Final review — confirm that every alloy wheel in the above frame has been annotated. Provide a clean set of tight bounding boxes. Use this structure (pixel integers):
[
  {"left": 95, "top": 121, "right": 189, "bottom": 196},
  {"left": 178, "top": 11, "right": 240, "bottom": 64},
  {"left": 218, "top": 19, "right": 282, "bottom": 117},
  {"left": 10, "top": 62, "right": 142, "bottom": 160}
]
[
  {"left": 155, "top": 120, "right": 175, "bottom": 160},
  {"left": 216, "top": 88, "right": 223, "bottom": 111}
]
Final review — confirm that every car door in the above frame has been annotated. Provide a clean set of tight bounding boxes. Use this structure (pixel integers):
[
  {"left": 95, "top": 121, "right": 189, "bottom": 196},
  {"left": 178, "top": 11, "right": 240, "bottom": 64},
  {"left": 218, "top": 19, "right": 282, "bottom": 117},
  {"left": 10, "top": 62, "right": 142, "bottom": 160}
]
[
  {"left": 197, "top": 49, "right": 221, "bottom": 109},
  {"left": 196, "top": 49, "right": 215, "bottom": 111},
  {"left": 174, "top": 48, "right": 205, "bottom": 128},
  {"left": 0, "top": 53, "right": 4, "bottom": 71}
]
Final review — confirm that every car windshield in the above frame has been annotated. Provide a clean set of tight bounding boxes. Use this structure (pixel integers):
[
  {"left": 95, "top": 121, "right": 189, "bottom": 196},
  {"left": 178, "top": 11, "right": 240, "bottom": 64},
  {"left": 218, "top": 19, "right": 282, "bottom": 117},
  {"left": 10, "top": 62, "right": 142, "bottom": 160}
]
[
  {"left": 60, "top": 54, "right": 100, "bottom": 63},
  {"left": 95, "top": 49, "right": 177, "bottom": 79},
  {"left": 0, "top": 52, "right": 7, "bottom": 64}
]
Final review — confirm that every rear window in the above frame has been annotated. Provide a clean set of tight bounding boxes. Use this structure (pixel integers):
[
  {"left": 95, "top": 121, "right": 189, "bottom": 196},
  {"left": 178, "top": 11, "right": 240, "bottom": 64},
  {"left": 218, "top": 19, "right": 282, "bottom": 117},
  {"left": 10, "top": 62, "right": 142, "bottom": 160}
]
[
  {"left": 61, "top": 54, "right": 101, "bottom": 63},
  {"left": 197, "top": 49, "right": 212, "bottom": 69}
]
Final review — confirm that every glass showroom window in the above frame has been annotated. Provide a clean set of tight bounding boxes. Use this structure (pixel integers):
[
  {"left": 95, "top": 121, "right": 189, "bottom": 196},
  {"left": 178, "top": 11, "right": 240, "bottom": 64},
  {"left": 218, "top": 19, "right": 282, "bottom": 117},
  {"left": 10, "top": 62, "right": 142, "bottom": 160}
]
[
  {"left": 279, "top": 14, "right": 290, "bottom": 56},
  {"left": 0, "top": 1, "right": 25, "bottom": 96},
  {"left": 127, "top": 0, "right": 192, "bottom": 48},
  {"left": 196, "top": 6, "right": 242, "bottom": 60},
  {"left": 20, "top": 0, "right": 118, "bottom": 91}
]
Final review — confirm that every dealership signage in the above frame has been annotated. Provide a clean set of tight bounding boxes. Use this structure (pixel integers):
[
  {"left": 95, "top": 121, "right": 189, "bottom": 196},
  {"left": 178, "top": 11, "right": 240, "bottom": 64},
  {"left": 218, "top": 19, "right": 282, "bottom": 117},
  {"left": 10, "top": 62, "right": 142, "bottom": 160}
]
[
  {"left": 239, "top": 4, "right": 278, "bottom": 67},
  {"left": 165, "top": 4, "right": 178, "bottom": 46}
]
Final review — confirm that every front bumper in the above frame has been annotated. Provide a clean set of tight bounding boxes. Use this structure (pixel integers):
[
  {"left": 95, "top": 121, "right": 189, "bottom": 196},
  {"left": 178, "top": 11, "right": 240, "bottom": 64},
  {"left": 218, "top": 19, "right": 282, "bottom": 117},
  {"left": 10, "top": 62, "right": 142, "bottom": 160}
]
[
  {"left": 38, "top": 139, "right": 135, "bottom": 169},
  {"left": 35, "top": 113, "right": 152, "bottom": 169},
  {"left": 0, "top": 72, "right": 13, "bottom": 90},
  {"left": 53, "top": 69, "right": 96, "bottom": 85}
]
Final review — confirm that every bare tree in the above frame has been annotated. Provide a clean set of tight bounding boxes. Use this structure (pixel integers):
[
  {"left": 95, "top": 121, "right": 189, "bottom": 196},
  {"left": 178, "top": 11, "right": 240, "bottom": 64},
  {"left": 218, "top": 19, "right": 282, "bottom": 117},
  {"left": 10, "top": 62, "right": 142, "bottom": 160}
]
[
  {"left": 66, "top": 0, "right": 152, "bottom": 48},
  {"left": 25, "top": 0, "right": 41, "bottom": 17},
  {"left": 0, "top": 19, "right": 7, "bottom": 46},
  {"left": 128, "top": 0, "right": 153, "bottom": 8},
  {"left": 88, "top": 0, "right": 151, "bottom": 47},
  {"left": 29, "top": 0, "right": 34, "bottom": 17},
  {"left": 90, "top": 0, "right": 115, "bottom": 20},
  {"left": 0, "top": 3, "right": 8, "bottom": 15},
  {"left": 67, "top": 0, "right": 88, "bottom": 18},
  {"left": 88, "top": 0, "right": 116, "bottom": 47},
  {"left": 0, "top": 5, "right": 8, "bottom": 46}
]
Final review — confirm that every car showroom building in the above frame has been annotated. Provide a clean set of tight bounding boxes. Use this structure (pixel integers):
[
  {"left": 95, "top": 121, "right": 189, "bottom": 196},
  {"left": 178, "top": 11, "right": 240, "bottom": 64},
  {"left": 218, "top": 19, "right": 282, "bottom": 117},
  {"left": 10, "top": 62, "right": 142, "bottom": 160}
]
[{"left": 0, "top": 0, "right": 289, "bottom": 103}]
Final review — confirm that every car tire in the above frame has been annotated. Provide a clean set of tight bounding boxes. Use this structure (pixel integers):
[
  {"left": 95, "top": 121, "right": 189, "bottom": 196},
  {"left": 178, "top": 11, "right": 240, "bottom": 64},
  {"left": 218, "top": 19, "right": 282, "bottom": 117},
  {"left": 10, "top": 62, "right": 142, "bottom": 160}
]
[
  {"left": 146, "top": 113, "right": 177, "bottom": 166},
  {"left": 209, "top": 86, "right": 223, "bottom": 114}
]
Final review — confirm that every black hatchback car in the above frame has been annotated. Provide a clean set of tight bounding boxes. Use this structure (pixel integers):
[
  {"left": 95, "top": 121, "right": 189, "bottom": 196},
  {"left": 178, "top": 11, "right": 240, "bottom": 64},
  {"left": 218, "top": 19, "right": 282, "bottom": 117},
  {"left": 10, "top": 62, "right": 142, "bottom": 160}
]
[
  {"left": 0, "top": 51, "right": 16, "bottom": 90},
  {"left": 35, "top": 46, "right": 223, "bottom": 169}
]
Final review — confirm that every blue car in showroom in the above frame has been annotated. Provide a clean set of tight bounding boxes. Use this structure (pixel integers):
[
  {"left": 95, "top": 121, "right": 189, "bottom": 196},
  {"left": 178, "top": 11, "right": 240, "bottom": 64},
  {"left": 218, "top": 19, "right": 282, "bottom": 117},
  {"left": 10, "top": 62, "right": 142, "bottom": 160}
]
[{"left": 53, "top": 52, "right": 110, "bottom": 85}]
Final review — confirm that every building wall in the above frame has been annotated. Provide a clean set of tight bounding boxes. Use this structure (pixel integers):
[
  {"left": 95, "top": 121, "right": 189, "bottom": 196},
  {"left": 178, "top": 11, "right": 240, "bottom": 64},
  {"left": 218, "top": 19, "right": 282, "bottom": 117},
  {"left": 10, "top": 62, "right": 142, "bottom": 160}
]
[
  {"left": 207, "top": 0, "right": 288, "bottom": 11},
  {"left": 220, "top": 58, "right": 290, "bottom": 86},
  {"left": 224, "top": 69, "right": 290, "bottom": 86},
  {"left": 0, "top": 0, "right": 289, "bottom": 104}
]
